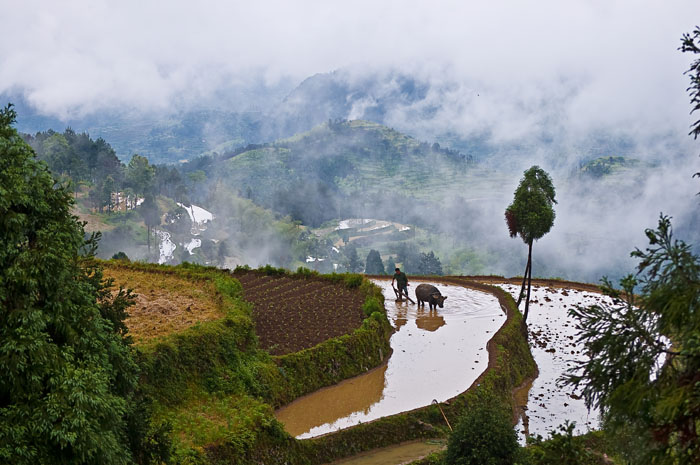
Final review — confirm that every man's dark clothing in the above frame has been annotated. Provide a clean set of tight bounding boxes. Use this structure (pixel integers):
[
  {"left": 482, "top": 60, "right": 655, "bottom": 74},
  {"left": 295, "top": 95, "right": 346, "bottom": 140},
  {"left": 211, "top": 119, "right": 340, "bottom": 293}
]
[{"left": 394, "top": 272, "right": 408, "bottom": 287}]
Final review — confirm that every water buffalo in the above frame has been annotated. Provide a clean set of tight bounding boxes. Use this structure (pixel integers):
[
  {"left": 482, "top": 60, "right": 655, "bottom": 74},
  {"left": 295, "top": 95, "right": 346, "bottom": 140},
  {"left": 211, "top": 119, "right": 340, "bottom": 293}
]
[{"left": 415, "top": 283, "right": 447, "bottom": 310}]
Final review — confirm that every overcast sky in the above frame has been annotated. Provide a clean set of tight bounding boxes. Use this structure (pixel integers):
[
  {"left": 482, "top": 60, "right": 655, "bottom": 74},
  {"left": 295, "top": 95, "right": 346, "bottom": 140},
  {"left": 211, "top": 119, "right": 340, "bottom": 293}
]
[{"left": 1, "top": 0, "right": 699, "bottom": 143}]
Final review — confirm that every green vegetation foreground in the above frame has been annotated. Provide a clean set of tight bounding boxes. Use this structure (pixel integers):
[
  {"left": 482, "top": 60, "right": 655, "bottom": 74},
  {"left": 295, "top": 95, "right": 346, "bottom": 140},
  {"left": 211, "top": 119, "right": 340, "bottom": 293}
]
[
  {"left": 0, "top": 104, "right": 169, "bottom": 464},
  {"left": 0, "top": 103, "right": 393, "bottom": 463}
]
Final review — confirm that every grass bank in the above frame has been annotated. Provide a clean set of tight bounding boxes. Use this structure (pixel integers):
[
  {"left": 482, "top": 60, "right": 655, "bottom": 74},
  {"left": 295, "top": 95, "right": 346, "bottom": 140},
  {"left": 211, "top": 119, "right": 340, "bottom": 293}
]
[
  {"left": 102, "top": 261, "right": 392, "bottom": 463},
  {"left": 205, "top": 277, "right": 536, "bottom": 464}
]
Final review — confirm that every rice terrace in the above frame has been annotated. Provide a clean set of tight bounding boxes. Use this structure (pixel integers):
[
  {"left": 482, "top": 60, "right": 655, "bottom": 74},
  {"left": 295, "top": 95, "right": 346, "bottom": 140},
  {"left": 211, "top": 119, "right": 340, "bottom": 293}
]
[
  {"left": 95, "top": 259, "right": 623, "bottom": 464},
  {"left": 3, "top": 5, "right": 700, "bottom": 465}
]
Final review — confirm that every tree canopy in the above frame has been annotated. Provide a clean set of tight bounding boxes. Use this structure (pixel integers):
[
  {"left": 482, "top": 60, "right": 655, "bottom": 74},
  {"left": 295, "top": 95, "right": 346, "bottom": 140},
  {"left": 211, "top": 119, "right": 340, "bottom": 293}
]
[
  {"left": 505, "top": 166, "right": 556, "bottom": 244},
  {"left": 365, "top": 249, "right": 385, "bottom": 274},
  {"left": 505, "top": 165, "right": 556, "bottom": 321},
  {"left": 681, "top": 26, "right": 700, "bottom": 140},
  {"left": 0, "top": 104, "right": 167, "bottom": 464},
  {"left": 563, "top": 216, "right": 700, "bottom": 463}
]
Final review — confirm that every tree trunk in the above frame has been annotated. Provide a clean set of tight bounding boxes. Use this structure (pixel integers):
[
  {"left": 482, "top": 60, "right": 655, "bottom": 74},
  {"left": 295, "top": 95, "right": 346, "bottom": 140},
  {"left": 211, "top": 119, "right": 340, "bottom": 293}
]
[
  {"left": 524, "top": 240, "right": 533, "bottom": 322},
  {"left": 517, "top": 257, "right": 531, "bottom": 306},
  {"left": 147, "top": 224, "right": 151, "bottom": 252}
]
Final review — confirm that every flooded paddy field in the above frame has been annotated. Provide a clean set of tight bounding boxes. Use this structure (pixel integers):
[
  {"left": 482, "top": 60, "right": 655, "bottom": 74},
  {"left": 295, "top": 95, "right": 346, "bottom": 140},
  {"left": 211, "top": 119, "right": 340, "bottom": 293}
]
[
  {"left": 276, "top": 280, "right": 506, "bottom": 438},
  {"left": 497, "top": 283, "right": 612, "bottom": 443}
]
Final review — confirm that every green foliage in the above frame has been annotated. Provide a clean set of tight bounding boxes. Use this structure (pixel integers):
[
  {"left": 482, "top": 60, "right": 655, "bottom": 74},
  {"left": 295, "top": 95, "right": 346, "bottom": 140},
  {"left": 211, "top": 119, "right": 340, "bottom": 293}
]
[
  {"left": 0, "top": 104, "right": 168, "bottom": 464},
  {"left": 505, "top": 165, "right": 556, "bottom": 319},
  {"left": 343, "top": 243, "right": 363, "bottom": 273},
  {"left": 681, "top": 26, "right": 700, "bottom": 140},
  {"left": 563, "top": 215, "right": 700, "bottom": 463},
  {"left": 23, "top": 128, "right": 122, "bottom": 185},
  {"left": 112, "top": 251, "right": 130, "bottom": 261},
  {"left": 444, "top": 393, "right": 519, "bottom": 465},
  {"left": 361, "top": 296, "right": 383, "bottom": 317},
  {"left": 258, "top": 264, "right": 289, "bottom": 276},
  {"left": 505, "top": 166, "right": 556, "bottom": 244},
  {"left": 523, "top": 422, "right": 597, "bottom": 465},
  {"left": 126, "top": 154, "right": 155, "bottom": 197},
  {"left": 343, "top": 273, "right": 364, "bottom": 288},
  {"left": 418, "top": 250, "right": 443, "bottom": 276},
  {"left": 385, "top": 256, "right": 396, "bottom": 274},
  {"left": 364, "top": 249, "right": 385, "bottom": 274},
  {"left": 140, "top": 194, "right": 160, "bottom": 252},
  {"left": 295, "top": 266, "right": 320, "bottom": 278}
]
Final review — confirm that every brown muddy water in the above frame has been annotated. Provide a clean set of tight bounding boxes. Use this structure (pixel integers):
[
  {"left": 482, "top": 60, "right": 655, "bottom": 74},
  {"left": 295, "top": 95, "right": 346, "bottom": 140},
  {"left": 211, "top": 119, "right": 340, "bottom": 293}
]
[{"left": 275, "top": 280, "right": 506, "bottom": 438}]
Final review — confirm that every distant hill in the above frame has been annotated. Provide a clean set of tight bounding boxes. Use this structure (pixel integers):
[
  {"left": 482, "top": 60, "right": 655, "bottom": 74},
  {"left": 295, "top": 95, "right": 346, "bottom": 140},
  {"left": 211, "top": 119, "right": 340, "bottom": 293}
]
[
  {"left": 209, "top": 119, "right": 487, "bottom": 227},
  {"left": 578, "top": 156, "right": 646, "bottom": 178}
]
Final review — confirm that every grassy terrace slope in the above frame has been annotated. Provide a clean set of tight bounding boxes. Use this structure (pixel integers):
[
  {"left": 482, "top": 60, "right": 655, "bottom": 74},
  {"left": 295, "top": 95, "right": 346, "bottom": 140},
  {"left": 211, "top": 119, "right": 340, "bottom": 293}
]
[{"left": 101, "top": 261, "right": 391, "bottom": 463}]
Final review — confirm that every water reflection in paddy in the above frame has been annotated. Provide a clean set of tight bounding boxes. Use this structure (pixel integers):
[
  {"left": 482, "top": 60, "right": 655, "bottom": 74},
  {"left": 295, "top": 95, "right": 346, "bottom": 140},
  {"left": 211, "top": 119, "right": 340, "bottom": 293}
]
[{"left": 275, "top": 280, "right": 506, "bottom": 438}]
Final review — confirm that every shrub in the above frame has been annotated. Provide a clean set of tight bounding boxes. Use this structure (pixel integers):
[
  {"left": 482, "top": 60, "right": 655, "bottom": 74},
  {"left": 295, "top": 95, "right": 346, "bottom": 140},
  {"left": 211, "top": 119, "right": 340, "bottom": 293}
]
[
  {"left": 294, "top": 266, "right": 319, "bottom": 278},
  {"left": 524, "top": 422, "right": 598, "bottom": 465},
  {"left": 444, "top": 394, "right": 519, "bottom": 465},
  {"left": 362, "top": 297, "right": 383, "bottom": 317},
  {"left": 258, "top": 264, "right": 288, "bottom": 276},
  {"left": 111, "top": 251, "right": 130, "bottom": 261},
  {"left": 343, "top": 273, "right": 363, "bottom": 288}
]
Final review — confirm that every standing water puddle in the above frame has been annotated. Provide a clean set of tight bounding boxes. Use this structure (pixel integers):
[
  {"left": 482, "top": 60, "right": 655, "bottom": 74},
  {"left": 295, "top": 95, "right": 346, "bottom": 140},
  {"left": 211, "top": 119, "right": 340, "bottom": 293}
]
[
  {"left": 275, "top": 280, "right": 506, "bottom": 438},
  {"left": 497, "top": 284, "right": 610, "bottom": 442}
]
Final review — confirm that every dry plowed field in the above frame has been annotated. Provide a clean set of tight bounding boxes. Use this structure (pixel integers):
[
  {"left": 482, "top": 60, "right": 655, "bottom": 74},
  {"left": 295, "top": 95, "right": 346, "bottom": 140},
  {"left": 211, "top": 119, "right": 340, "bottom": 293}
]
[
  {"left": 234, "top": 271, "right": 366, "bottom": 355},
  {"left": 103, "top": 265, "right": 224, "bottom": 343}
]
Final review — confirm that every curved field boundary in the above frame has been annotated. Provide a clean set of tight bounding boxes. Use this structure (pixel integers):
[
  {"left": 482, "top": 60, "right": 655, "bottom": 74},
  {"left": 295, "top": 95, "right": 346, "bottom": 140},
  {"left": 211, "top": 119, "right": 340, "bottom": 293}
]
[
  {"left": 102, "top": 262, "right": 393, "bottom": 463},
  {"left": 210, "top": 277, "right": 536, "bottom": 464},
  {"left": 231, "top": 268, "right": 394, "bottom": 408},
  {"left": 464, "top": 275, "right": 603, "bottom": 293}
]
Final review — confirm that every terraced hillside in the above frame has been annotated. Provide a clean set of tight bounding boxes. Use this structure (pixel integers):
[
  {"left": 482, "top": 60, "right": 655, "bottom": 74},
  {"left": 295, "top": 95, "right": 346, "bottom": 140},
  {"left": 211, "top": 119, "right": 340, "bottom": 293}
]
[
  {"left": 100, "top": 261, "right": 392, "bottom": 463},
  {"left": 210, "top": 120, "right": 506, "bottom": 227},
  {"left": 234, "top": 269, "right": 366, "bottom": 354}
]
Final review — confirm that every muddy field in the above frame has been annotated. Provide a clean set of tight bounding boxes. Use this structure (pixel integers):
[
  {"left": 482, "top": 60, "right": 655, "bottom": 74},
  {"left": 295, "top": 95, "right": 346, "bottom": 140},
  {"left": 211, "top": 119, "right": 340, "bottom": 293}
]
[
  {"left": 276, "top": 279, "right": 506, "bottom": 438},
  {"left": 497, "top": 283, "right": 609, "bottom": 442},
  {"left": 234, "top": 271, "right": 366, "bottom": 355}
]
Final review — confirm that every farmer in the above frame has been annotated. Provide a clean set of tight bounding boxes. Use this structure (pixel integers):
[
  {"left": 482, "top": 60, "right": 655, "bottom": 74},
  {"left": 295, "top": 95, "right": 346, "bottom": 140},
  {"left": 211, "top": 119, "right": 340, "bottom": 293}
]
[{"left": 392, "top": 267, "right": 409, "bottom": 301}]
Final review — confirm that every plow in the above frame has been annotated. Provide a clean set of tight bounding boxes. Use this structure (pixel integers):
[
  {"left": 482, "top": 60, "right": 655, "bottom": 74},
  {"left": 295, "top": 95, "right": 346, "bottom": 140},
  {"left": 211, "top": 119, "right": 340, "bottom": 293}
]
[{"left": 392, "top": 284, "right": 415, "bottom": 304}]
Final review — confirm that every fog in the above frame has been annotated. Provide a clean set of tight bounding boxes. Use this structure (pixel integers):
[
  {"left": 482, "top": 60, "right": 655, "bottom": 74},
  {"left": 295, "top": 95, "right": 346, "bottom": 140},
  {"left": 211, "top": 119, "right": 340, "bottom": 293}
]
[
  {"left": 3, "top": 2, "right": 697, "bottom": 131},
  {"left": 3, "top": 1, "right": 700, "bottom": 281}
]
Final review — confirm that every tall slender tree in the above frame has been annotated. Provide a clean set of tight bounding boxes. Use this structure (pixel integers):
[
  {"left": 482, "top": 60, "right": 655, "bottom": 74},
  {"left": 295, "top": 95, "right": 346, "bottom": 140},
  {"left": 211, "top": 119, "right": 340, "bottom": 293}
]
[
  {"left": 505, "top": 165, "right": 556, "bottom": 321},
  {"left": 140, "top": 195, "right": 161, "bottom": 253},
  {"left": 125, "top": 154, "right": 154, "bottom": 199}
]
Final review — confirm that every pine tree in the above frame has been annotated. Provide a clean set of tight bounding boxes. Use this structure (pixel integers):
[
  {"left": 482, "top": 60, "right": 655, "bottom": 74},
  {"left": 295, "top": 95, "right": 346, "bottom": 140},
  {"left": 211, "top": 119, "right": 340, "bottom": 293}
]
[
  {"left": 564, "top": 216, "right": 700, "bottom": 463},
  {"left": 385, "top": 256, "right": 396, "bottom": 274},
  {"left": 344, "top": 243, "right": 362, "bottom": 273},
  {"left": 365, "top": 249, "right": 385, "bottom": 274}
]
